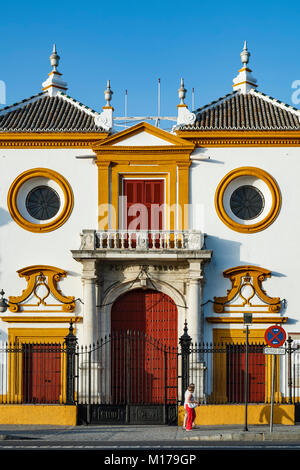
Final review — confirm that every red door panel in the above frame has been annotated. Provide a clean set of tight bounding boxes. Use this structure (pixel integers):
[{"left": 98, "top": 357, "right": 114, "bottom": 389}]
[
  {"left": 22, "top": 344, "right": 62, "bottom": 403},
  {"left": 124, "top": 179, "right": 164, "bottom": 231},
  {"left": 226, "top": 344, "right": 265, "bottom": 403},
  {"left": 111, "top": 289, "right": 177, "bottom": 404}
]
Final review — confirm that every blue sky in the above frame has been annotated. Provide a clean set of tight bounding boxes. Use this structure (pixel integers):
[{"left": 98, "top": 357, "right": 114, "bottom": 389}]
[{"left": 1, "top": 0, "right": 300, "bottom": 128}]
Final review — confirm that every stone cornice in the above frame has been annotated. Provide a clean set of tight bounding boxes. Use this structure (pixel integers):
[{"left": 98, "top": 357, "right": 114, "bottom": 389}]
[
  {"left": 0, "top": 132, "right": 109, "bottom": 148},
  {"left": 176, "top": 130, "right": 300, "bottom": 147}
]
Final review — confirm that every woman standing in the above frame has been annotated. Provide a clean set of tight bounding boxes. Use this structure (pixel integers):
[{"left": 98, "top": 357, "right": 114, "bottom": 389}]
[{"left": 184, "top": 383, "right": 198, "bottom": 431}]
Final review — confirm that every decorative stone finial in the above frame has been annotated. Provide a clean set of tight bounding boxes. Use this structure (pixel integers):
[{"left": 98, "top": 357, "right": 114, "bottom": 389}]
[
  {"left": 94, "top": 80, "right": 114, "bottom": 131},
  {"left": 104, "top": 80, "right": 113, "bottom": 107},
  {"left": 178, "top": 78, "right": 187, "bottom": 105},
  {"left": 232, "top": 41, "right": 257, "bottom": 94},
  {"left": 42, "top": 44, "right": 68, "bottom": 97},
  {"left": 174, "top": 78, "right": 196, "bottom": 129},
  {"left": 240, "top": 40, "right": 250, "bottom": 66},
  {"left": 50, "top": 44, "right": 60, "bottom": 71}
]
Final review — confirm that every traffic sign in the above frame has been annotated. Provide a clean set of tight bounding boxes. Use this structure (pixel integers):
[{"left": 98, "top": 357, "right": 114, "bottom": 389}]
[
  {"left": 264, "top": 325, "right": 286, "bottom": 348},
  {"left": 264, "top": 347, "right": 286, "bottom": 355}
]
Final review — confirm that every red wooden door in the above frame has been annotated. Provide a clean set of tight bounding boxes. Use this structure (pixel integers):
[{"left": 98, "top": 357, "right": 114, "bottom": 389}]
[
  {"left": 124, "top": 179, "right": 164, "bottom": 231},
  {"left": 111, "top": 289, "right": 177, "bottom": 404},
  {"left": 22, "top": 344, "right": 62, "bottom": 403},
  {"left": 226, "top": 344, "right": 265, "bottom": 403}
]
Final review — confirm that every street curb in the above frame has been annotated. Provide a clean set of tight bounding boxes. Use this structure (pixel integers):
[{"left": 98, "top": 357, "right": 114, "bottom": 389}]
[{"left": 184, "top": 432, "right": 300, "bottom": 441}]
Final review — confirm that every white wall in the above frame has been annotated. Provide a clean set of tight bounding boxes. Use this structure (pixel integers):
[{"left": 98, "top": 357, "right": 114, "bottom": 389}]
[
  {"left": 0, "top": 148, "right": 98, "bottom": 341},
  {"left": 190, "top": 146, "right": 300, "bottom": 340}
]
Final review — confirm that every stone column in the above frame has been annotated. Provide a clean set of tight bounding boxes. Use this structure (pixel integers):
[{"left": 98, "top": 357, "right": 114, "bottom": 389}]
[
  {"left": 82, "top": 259, "right": 98, "bottom": 346},
  {"left": 188, "top": 259, "right": 207, "bottom": 403},
  {"left": 187, "top": 260, "right": 204, "bottom": 345}
]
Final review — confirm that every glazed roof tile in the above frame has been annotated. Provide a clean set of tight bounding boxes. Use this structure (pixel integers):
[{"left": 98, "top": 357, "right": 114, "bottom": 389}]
[
  {"left": 0, "top": 92, "right": 105, "bottom": 132},
  {"left": 183, "top": 90, "right": 300, "bottom": 130}
]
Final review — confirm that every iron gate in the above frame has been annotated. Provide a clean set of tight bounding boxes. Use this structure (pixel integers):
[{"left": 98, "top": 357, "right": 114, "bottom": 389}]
[{"left": 76, "top": 330, "right": 178, "bottom": 425}]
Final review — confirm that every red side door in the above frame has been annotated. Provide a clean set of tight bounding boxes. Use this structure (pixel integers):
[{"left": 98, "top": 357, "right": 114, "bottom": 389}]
[
  {"left": 22, "top": 344, "right": 62, "bottom": 403},
  {"left": 226, "top": 344, "right": 265, "bottom": 403}
]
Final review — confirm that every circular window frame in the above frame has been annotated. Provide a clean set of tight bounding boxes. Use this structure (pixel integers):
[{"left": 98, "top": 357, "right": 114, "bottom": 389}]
[
  {"left": 215, "top": 167, "right": 281, "bottom": 233},
  {"left": 7, "top": 168, "right": 74, "bottom": 233}
]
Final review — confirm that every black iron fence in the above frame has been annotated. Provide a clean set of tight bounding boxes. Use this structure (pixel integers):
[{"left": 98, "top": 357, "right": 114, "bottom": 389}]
[
  {"left": 76, "top": 330, "right": 178, "bottom": 407},
  {"left": 0, "top": 323, "right": 300, "bottom": 407}
]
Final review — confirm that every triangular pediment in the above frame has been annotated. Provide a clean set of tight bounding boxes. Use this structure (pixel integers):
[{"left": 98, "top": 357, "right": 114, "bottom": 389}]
[{"left": 93, "top": 121, "right": 194, "bottom": 149}]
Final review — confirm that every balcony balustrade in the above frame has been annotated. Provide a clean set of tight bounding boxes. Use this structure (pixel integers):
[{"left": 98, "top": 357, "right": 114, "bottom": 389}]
[{"left": 79, "top": 229, "right": 204, "bottom": 252}]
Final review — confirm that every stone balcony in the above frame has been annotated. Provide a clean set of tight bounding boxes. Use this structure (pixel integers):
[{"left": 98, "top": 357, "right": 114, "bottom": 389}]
[{"left": 74, "top": 229, "right": 209, "bottom": 261}]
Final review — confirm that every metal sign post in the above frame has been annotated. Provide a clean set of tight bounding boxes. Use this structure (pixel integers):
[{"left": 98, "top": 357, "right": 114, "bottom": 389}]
[
  {"left": 270, "top": 353, "right": 276, "bottom": 433},
  {"left": 264, "top": 326, "right": 287, "bottom": 433},
  {"left": 243, "top": 312, "right": 252, "bottom": 432}
]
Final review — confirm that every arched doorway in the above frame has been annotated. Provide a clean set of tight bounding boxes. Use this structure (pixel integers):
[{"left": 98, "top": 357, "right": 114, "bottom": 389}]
[
  {"left": 111, "top": 288, "right": 177, "bottom": 343},
  {"left": 111, "top": 289, "right": 178, "bottom": 404}
]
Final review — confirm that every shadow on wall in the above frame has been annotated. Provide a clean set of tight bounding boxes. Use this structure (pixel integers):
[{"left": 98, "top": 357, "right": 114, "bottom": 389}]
[
  {"left": 0, "top": 207, "right": 12, "bottom": 227},
  {"left": 259, "top": 405, "right": 294, "bottom": 425},
  {"left": 202, "top": 235, "right": 286, "bottom": 311},
  {"left": 203, "top": 235, "right": 244, "bottom": 300}
]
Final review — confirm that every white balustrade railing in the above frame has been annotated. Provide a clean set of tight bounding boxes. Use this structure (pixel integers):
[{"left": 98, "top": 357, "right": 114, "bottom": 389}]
[{"left": 79, "top": 229, "right": 203, "bottom": 251}]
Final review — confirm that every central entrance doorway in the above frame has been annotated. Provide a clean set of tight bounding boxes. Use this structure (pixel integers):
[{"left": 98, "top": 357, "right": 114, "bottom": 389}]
[
  {"left": 77, "top": 289, "right": 179, "bottom": 425},
  {"left": 111, "top": 289, "right": 178, "bottom": 405},
  {"left": 78, "top": 288, "right": 178, "bottom": 425}
]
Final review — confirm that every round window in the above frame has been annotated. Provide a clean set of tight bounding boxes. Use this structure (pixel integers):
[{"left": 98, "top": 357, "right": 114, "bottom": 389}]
[
  {"left": 7, "top": 168, "right": 73, "bottom": 233},
  {"left": 229, "top": 185, "right": 264, "bottom": 220},
  {"left": 215, "top": 167, "right": 281, "bottom": 233},
  {"left": 26, "top": 185, "right": 61, "bottom": 221}
]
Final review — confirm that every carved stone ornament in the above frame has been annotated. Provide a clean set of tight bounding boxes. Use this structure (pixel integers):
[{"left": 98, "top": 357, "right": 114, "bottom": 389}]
[
  {"left": 94, "top": 108, "right": 113, "bottom": 131},
  {"left": 80, "top": 230, "right": 96, "bottom": 250},
  {"left": 8, "top": 265, "right": 75, "bottom": 313},
  {"left": 213, "top": 266, "right": 281, "bottom": 314},
  {"left": 174, "top": 105, "right": 196, "bottom": 129}
]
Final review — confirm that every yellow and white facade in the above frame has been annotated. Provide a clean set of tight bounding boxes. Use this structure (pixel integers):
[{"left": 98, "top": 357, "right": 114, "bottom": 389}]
[{"left": 0, "top": 42, "right": 300, "bottom": 424}]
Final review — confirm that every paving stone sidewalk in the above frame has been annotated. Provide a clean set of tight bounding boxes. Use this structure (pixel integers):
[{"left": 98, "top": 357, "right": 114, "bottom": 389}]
[{"left": 0, "top": 424, "right": 300, "bottom": 442}]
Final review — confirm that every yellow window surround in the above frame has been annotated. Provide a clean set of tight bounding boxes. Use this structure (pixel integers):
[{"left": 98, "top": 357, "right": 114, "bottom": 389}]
[
  {"left": 92, "top": 122, "right": 194, "bottom": 232},
  {"left": 5, "top": 328, "right": 70, "bottom": 404}
]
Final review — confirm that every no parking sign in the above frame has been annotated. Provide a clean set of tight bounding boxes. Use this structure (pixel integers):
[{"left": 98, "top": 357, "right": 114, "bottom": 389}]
[{"left": 264, "top": 325, "right": 286, "bottom": 348}]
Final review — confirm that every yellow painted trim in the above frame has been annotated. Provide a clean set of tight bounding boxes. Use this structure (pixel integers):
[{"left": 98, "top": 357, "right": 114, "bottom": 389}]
[
  {"left": 94, "top": 122, "right": 193, "bottom": 231},
  {"left": 206, "top": 316, "right": 287, "bottom": 323},
  {"left": 93, "top": 121, "right": 195, "bottom": 149},
  {"left": 178, "top": 404, "right": 295, "bottom": 426},
  {"left": 214, "top": 167, "right": 281, "bottom": 233},
  {"left": 232, "top": 81, "right": 257, "bottom": 87},
  {"left": 110, "top": 169, "right": 174, "bottom": 231},
  {"left": 42, "top": 84, "right": 68, "bottom": 91},
  {"left": 176, "top": 130, "right": 300, "bottom": 147},
  {"left": 8, "top": 265, "right": 75, "bottom": 313},
  {"left": 7, "top": 327, "right": 70, "bottom": 404},
  {"left": 213, "top": 265, "right": 281, "bottom": 313},
  {"left": 7, "top": 168, "right": 74, "bottom": 233},
  {"left": 0, "top": 132, "right": 109, "bottom": 148},
  {"left": 0, "top": 405, "right": 77, "bottom": 425},
  {"left": 1, "top": 316, "right": 82, "bottom": 323}
]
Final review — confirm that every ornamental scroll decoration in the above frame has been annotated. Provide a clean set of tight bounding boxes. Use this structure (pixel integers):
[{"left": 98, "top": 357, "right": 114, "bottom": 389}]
[
  {"left": 213, "top": 266, "right": 281, "bottom": 314},
  {"left": 8, "top": 265, "right": 75, "bottom": 313}
]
